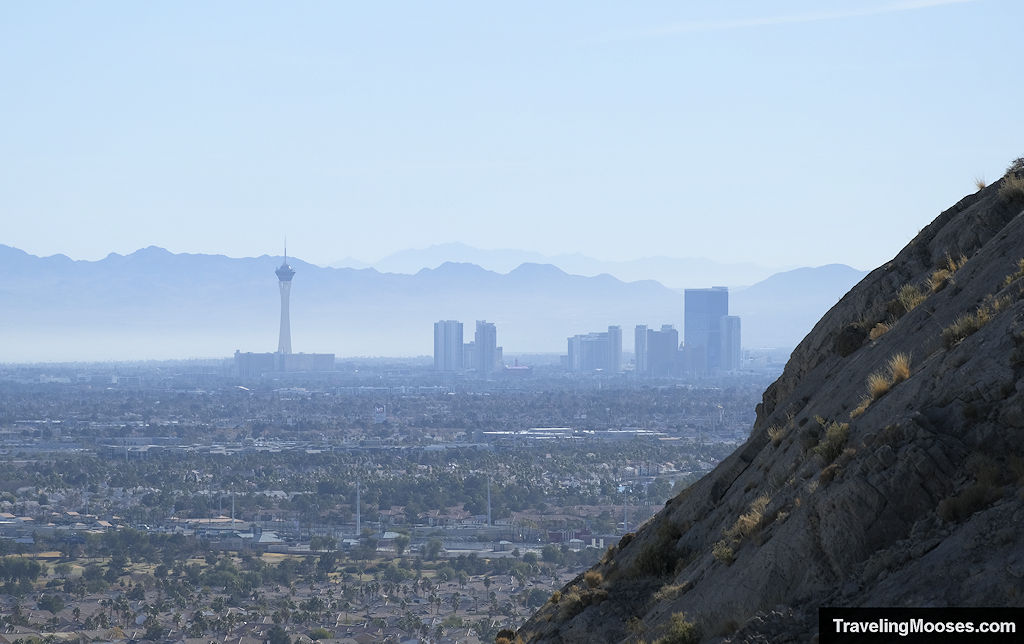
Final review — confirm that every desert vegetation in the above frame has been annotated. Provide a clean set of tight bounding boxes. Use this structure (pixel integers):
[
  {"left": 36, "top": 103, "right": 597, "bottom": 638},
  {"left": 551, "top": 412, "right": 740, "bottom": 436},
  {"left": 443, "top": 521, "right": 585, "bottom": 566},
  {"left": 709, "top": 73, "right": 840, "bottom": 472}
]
[
  {"left": 851, "top": 354, "right": 911, "bottom": 418},
  {"left": 999, "top": 157, "right": 1024, "bottom": 202},
  {"left": 812, "top": 419, "right": 850, "bottom": 463}
]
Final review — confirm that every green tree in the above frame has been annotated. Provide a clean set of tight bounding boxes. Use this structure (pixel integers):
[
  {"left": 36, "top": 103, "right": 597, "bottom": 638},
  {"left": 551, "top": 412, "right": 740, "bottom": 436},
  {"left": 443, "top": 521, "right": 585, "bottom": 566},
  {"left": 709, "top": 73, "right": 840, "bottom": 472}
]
[
  {"left": 424, "top": 539, "right": 443, "bottom": 561},
  {"left": 394, "top": 534, "right": 410, "bottom": 557},
  {"left": 267, "top": 624, "right": 290, "bottom": 644}
]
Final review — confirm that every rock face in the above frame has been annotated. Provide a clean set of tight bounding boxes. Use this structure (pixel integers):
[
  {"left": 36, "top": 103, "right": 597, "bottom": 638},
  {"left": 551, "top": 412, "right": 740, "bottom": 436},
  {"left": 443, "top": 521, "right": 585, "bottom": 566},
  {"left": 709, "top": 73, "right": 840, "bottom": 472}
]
[{"left": 518, "top": 168, "right": 1024, "bottom": 643}]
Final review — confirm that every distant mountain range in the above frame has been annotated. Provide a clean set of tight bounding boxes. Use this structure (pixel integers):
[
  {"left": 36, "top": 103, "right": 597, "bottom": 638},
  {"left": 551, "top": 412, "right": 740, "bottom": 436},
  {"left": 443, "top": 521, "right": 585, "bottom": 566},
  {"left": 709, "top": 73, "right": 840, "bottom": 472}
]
[
  {"left": 331, "top": 242, "right": 793, "bottom": 288},
  {"left": 0, "top": 244, "right": 866, "bottom": 362}
]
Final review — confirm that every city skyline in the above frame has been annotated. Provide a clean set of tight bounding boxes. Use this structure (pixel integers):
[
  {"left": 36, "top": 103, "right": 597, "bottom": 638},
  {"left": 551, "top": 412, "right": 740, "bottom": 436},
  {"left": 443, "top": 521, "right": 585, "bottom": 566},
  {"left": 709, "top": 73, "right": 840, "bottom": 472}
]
[{"left": 0, "top": 242, "right": 857, "bottom": 362}]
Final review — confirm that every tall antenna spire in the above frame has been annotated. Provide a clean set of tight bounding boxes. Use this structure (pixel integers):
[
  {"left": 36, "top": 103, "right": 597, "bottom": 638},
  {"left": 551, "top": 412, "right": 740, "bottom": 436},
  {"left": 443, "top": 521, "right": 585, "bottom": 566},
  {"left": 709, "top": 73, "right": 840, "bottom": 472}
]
[{"left": 276, "top": 239, "right": 295, "bottom": 354}]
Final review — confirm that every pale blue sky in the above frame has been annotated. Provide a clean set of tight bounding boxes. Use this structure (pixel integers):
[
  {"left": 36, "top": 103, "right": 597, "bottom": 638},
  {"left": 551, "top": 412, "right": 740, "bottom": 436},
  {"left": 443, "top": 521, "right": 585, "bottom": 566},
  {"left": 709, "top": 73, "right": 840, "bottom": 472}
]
[{"left": 3, "top": 0, "right": 1021, "bottom": 271}]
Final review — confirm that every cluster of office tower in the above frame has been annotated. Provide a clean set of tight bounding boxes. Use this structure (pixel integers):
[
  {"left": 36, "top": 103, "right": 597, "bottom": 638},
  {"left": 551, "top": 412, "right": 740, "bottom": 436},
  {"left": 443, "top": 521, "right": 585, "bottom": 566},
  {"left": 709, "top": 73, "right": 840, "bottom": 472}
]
[
  {"left": 562, "top": 289, "right": 738, "bottom": 376},
  {"left": 568, "top": 287, "right": 740, "bottom": 376},
  {"left": 432, "top": 320, "right": 503, "bottom": 374},
  {"left": 433, "top": 287, "right": 741, "bottom": 377}
]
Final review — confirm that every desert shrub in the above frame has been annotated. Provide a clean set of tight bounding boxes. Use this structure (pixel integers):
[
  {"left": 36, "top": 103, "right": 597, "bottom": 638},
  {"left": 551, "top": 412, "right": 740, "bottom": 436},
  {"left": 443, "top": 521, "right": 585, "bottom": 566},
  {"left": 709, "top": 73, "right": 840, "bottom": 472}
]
[
  {"left": 655, "top": 612, "right": 701, "bottom": 644},
  {"left": 813, "top": 420, "right": 850, "bottom": 464},
  {"left": 999, "top": 173, "right": 1024, "bottom": 202},
  {"left": 549, "top": 590, "right": 561, "bottom": 604},
  {"left": 867, "top": 371, "right": 891, "bottom": 400},
  {"left": 850, "top": 396, "right": 871, "bottom": 419},
  {"left": 888, "top": 353, "right": 911, "bottom": 384},
  {"left": 495, "top": 629, "right": 521, "bottom": 644},
  {"left": 712, "top": 540, "right": 734, "bottom": 565},
  {"left": 723, "top": 493, "right": 770, "bottom": 541},
  {"left": 653, "top": 583, "right": 688, "bottom": 602},
  {"left": 626, "top": 616, "right": 646, "bottom": 640},
  {"left": 584, "top": 570, "right": 603, "bottom": 589},
  {"left": 869, "top": 321, "right": 891, "bottom": 340},
  {"left": 930, "top": 268, "right": 951, "bottom": 292},
  {"left": 975, "top": 177, "right": 987, "bottom": 190},
  {"left": 557, "top": 588, "right": 601, "bottom": 620},
  {"left": 938, "top": 455, "right": 1005, "bottom": 522},
  {"left": 633, "top": 521, "right": 686, "bottom": 577},
  {"left": 635, "top": 543, "right": 674, "bottom": 577},
  {"left": 937, "top": 481, "right": 999, "bottom": 522},
  {"left": 1007, "top": 156, "right": 1024, "bottom": 174},
  {"left": 942, "top": 305, "right": 993, "bottom": 348},
  {"left": 820, "top": 464, "right": 842, "bottom": 486},
  {"left": 557, "top": 587, "right": 607, "bottom": 621},
  {"left": 897, "top": 283, "right": 927, "bottom": 313},
  {"left": 767, "top": 424, "right": 785, "bottom": 446},
  {"left": 600, "top": 545, "right": 616, "bottom": 565},
  {"left": 1004, "top": 258, "right": 1024, "bottom": 288},
  {"left": 946, "top": 253, "right": 968, "bottom": 273}
]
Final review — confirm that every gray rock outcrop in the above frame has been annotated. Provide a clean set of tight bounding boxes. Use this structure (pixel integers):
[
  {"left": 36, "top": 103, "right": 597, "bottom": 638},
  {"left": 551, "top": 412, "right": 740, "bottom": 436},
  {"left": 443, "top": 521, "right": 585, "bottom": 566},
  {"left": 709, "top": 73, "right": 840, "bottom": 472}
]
[{"left": 517, "top": 167, "right": 1024, "bottom": 643}]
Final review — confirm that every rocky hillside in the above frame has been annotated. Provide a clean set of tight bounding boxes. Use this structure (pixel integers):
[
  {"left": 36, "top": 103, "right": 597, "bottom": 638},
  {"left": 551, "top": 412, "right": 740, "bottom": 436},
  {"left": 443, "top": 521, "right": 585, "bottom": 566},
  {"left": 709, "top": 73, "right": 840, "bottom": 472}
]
[{"left": 516, "top": 163, "right": 1024, "bottom": 643}]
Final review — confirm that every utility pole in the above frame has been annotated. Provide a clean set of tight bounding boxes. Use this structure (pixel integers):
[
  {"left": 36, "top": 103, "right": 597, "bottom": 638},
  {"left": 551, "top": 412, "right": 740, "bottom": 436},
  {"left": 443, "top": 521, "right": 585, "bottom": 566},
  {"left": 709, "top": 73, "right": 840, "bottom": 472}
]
[{"left": 355, "top": 479, "right": 361, "bottom": 537}]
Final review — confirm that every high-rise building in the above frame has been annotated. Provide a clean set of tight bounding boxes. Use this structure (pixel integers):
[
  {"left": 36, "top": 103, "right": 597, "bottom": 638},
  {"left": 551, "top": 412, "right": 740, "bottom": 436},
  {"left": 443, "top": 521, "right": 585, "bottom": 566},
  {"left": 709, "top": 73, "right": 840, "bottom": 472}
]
[
  {"left": 475, "top": 320, "right": 498, "bottom": 375},
  {"left": 684, "top": 287, "right": 730, "bottom": 373},
  {"left": 720, "top": 315, "right": 742, "bottom": 372},
  {"left": 276, "top": 247, "right": 296, "bottom": 354},
  {"left": 646, "top": 324, "right": 679, "bottom": 377},
  {"left": 634, "top": 324, "right": 679, "bottom": 377},
  {"left": 566, "top": 326, "right": 623, "bottom": 372},
  {"left": 634, "top": 325, "right": 648, "bottom": 373},
  {"left": 607, "top": 325, "right": 622, "bottom": 373},
  {"left": 433, "top": 320, "right": 464, "bottom": 372}
]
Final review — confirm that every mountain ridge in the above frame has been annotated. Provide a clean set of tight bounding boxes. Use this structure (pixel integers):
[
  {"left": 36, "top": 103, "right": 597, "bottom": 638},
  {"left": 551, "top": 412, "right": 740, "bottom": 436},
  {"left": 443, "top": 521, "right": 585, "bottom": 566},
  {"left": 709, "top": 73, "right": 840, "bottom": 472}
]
[
  {"left": 0, "top": 244, "right": 863, "bottom": 362},
  {"left": 331, "top": 242, "right": 799, "bottom": 288}
]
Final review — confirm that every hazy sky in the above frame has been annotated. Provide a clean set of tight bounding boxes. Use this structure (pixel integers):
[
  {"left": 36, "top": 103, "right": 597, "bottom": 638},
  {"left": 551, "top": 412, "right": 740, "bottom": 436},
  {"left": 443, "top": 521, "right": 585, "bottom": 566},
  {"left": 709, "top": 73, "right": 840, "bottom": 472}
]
[{"left": 3, "top": 1, "right": 1021, "bottom": 271}]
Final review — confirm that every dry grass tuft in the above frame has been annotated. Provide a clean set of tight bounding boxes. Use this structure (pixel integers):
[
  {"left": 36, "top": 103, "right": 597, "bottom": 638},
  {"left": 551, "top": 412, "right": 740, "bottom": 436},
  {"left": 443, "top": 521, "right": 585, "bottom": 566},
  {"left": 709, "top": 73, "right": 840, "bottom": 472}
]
[
  {"left": 723, "top": 493, "right": 771, "bottom": 541},
  {"left": 869, "top": 321, "right": 891, "bottom": 340},
  {"left": 930, "top": 268, "right": 952, "bottom": 292},
  {"left": 888, "top": 353, "right": 911, "bottom": 384},
  {"left": 1004, "top": 258, "right": 1024, "bottom": 288},
  {"left": 767, "top": 424, "right": 786, "bottom": 447},
  {"left": 583, "top": 570, "right": 603, "bottom": 589},
  {"left": 946, "top": 253, "right": 968, "bottom": 273},
  {"left": 867, "top": 371, "right": 891, "bottom": 400},
  {"left": 849, "top": 396, "right": 871, "bottom": 419},
  {"left": 942, "top": 298, "right": 1003, "bottom": 348},
  {"left": 974, "top": 177, "right": 987, "bottom": 190},
  {"left": 897, "top": 283, "right": 927, "bottom": 313}
]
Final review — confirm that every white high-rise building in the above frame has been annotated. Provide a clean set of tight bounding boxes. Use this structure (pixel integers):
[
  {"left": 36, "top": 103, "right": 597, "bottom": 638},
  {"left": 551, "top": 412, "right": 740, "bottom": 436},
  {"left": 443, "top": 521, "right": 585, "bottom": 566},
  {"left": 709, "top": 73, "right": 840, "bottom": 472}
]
[{"left": 434, "top": 320, "right": 464, "bottom": 372}]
